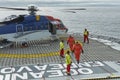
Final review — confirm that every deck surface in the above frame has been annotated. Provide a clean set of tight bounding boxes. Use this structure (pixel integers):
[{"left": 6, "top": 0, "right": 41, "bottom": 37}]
[{"left": 0, "top": 34, "right": 120, "bottom": 80}]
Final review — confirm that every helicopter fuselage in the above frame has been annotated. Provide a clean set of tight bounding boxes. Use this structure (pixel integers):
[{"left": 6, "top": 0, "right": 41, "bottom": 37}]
[{"left": 0, "top": 15, "right": 67, "bottom": 42}]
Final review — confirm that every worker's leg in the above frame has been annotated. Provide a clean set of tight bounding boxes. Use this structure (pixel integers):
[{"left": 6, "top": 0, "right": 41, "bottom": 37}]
[
  {"left": 87, "top": 36, "right": 89, "bottom": 43},
  {"left": 76, "top": 53, "right": 80, "bottom": 64},
  {"left": 60, "top": 49, "right": 64, "bottom": 57},
  {"left": 70, "top": 45, "right": 73, "bottom": 51},
  {"left": 67, "top": 64, "right": 71, "bottom": 75},
  {"left": 84, "top": 35, "right": 87, "bottom": 43},
  {"left": 61, "top": 49, "right": 64, "bottom": 56}
]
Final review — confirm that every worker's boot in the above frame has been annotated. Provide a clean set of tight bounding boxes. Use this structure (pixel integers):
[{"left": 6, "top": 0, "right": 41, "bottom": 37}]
[
  {"left": 77, "top": 60, "right": 79, "bottom": 64},
  {"left": 66, "top": 72, "right": 71, "bottom": 76}
]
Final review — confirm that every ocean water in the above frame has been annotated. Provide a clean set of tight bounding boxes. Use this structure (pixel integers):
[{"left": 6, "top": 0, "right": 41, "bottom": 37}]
[
  {"left": 0, "top": 6, "right": 120, "bottom": 50},
  {"left": 40, "top": 7, "right": 120, "bottom": 40},
  {"left": 50, "top": 6, "right": 120, "bottom": 50},
  {"left": 52, "top": 7, "right": 120, "bottom": 39}
]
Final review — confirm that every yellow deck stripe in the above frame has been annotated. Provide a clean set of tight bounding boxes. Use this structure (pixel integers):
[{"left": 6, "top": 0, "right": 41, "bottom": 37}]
[
  {"left": 0, "top": 36, "right": 69, "bottom": 58},
  {"left": 0, "top": 49, "right": 69, "bottom": 58}
]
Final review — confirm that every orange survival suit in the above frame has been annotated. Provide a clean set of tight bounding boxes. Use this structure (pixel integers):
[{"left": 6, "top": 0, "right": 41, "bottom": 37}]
[
  {"left": 72, "top": 42, "right": 83, "bottom": 64},
  {"left": 67, "top": 36, "right": 75, "bottom": 51}
]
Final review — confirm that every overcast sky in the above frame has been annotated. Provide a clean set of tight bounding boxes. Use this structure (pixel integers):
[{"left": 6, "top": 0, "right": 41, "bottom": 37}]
[
  {"left": 0, "top": 0, "right": 120, "bottom": 7},
  {"left": 1, "top": 0, "right": 120, "bottom": 2}
]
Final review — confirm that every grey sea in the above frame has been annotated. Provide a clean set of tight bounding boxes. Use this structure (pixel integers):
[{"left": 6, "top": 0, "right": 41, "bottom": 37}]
[
  {"left": 48, "top": 6, "right": 120, "bottom": 43},
  {"left": 59, "top": 6, "right": 120, "bottom": 50}
]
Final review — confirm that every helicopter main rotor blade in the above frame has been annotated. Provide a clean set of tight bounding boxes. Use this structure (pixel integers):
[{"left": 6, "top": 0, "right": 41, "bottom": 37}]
[
  {"left": 59, "top": 8, "right": 86, "bottom": 13},
  {"left": 63, "top": 8, "right": 86, "bottom": 10},
  {"left": 0, "top": 7, "right": 41, "bottom": 11},
  {"left": 61, "top": 10, "right": 76, "bottom": 13},
  {"left": 0, "top": 7, "right": 27, "bottom": 10}
]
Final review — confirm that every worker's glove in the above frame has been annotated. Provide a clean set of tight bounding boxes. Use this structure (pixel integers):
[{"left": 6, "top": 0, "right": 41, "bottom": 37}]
[
  {"left": 82, "top": 50, "right": 84, "bottom": 54},
  {"left": 70, "top": 61, "right": 72, "bottom": 65},
  {"left": 72, "top": 50, "right": 74, "bottom": 53}
]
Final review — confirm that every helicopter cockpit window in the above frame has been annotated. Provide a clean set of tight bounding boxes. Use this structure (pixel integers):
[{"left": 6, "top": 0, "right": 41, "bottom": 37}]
[
  {"left": 3, "top": 15, "right": 18, "bottom": 21},
  {"left": 50, "top": 21, "right": 60, "bottom": 28},
  {"left": 50, "top": 20, "right": 65, "bottom": 29},
  {"left": 59, "top": 21, "right": 65, "bottom": 28},
  {"left": 51, "top": 21, "right": 60, "bottom": 25}
]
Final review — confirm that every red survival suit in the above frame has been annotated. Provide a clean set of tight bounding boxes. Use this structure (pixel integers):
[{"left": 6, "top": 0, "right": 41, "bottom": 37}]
[
  {"left": 67, "top": 36, "right": 75, "bottom": 51},
  {"left": 84, "top": 29, "right": 89, "bottom": 43},
  {"left": 72, "top": 42, "right": 83, "bottom": 64}
]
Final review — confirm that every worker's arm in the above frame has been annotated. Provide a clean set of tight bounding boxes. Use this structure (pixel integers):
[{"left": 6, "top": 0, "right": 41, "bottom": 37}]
[
  {"left": 67, "top": 39, "right": 69, "bottom": 44},
  {"left": 87, "top": 31, "right": 89, "bottom": 36},
  {"left": 81, "top": 45, "right": 84, "bottom": 54}
]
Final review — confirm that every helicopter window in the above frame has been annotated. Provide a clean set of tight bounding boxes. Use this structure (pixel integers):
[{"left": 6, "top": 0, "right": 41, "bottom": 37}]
[
  {"left": 50, "top": 21, "right": 60, "bottom": 29},
  {"left": 59, "top": 24, "right": 64, "bottom": 28},
  {"left": 46, "top": 22, "right": 49, "bottom": 28},
  {"left": 44, "top": 22, "right": 48, "bottom": 29},
  {"left": 24, "top": 27, "right": 28, "bottom": 31},
  {"left": 35, "top": 26, "right": 38, "bottom": 30},
  {"left": 40, "top": 25, "right": 43, "bottom": 29},
  {"left": 36, "top": 22, "right": 48, "bottom": 30},
  {"left": 17, "top": 28, "right": 22, "bottom": 32},
  {"left": 51, "top": 21, "right": 60, "bottom": 25},
  {"left": 41, "top": 22, "right": 46, "bottom": 29},
  {"left": 58, "top": 21, "right": 64, "bottom": 28},
  {"left": 30, "top": 27, "right": 33, "bottom": 30},
  {"left": 35, "top": 22, "right": 40, "bottom": 30}
]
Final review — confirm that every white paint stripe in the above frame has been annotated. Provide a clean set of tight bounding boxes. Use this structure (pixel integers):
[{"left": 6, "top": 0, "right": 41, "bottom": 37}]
[{"left": 104, "top": 61, "right": 120, "bottom": 72}]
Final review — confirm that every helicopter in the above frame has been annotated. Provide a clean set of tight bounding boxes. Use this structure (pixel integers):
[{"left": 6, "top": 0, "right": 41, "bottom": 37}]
[{"left": 0, "top": 5, "right": 68, "bottom": 46}]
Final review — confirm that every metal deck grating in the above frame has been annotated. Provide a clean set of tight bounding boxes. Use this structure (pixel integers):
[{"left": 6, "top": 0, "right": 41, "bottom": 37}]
[{"left": 0, "top": 34, "right": 120, "bottom": 80}]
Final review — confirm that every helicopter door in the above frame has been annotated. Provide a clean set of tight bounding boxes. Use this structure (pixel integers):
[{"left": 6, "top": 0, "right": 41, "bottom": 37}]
[
  {"left": 16, "top": 24, "right": 24, "bottom": 35},
  {"left": 52, "top": 25, "right": 57, "bottom": 35},
  {"left": 48, "top": 22, "right": 56, "bottom": 35}
]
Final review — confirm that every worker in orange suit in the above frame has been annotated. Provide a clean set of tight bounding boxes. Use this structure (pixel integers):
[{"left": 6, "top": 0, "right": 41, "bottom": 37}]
[
  {"left": 67, "top": 35, "right": 75, "bottom": 51},
  {"left": 84, "top": 28, "right": 89, "bottom": 44},
  {"left": 72, "top": 41, "right": 84, "bottom": 64},
  {"left": 59, "top": 40, "right": 64, "bottom": 58}
]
